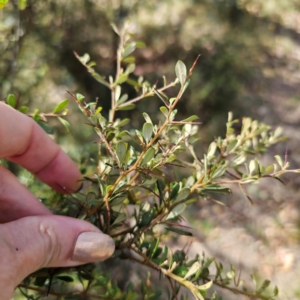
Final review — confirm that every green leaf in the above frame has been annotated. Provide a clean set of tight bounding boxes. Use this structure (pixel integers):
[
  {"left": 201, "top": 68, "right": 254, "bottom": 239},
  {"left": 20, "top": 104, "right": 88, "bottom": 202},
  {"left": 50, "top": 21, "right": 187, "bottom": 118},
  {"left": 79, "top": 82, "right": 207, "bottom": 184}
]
[
  {"left": 175, "top": 60, "right": 187, "bottom": 86},
  {"left": 274, "top": 155, "right": 283, "bottom": 168},
  {"left": 184, "top": 262, "right": 200, "bottom": 279},
  {"left": 6, "top": 94, "right": 16, "bottom": 108},
  {"left": 160, "top": 106, "right": 169, "bottom": 117},
  {"left": 117, "top": 104, "right": 136, "bottom": 111},
  {"left": 115, "top": 85, "right": 121, "bottom": 102},
  {"left": 201, "top": 185, "right": 231, "bottom": 194},
  {"left": 125, "top": 63, "right": 136, "bottom": 75},
  {"left": 256, "top": 279, "right": 271, "bottom": 294},
  {"left": 207, "top": 142, "right": 217, "bottom": 160},
  {"left": 249, "top": 159, "right": 257, "bottom": 175},
  {"left": 79, "top": 53, "right": 90, "bottom": 64},
  {"left": 141, "top": 147, "right": 155, "bottom": 165},
  {"left": 116, "top": 142, "right": 127, "bottom": 164},
  {"left": 166, "top": 226, "right": 192, "bottom": 236},
  {"left": 53, "top": 99, "right": 68, "bottom": 113},
  {"left": 111, "top": 23, "right": 119, "bottom": 35},
  {"left": 76, "top": 93, "right": 85, "bottom": 102},
  {"left": 197, "top": 280, "right": 213, "bottom": 291},
  {"left": 56, "top": 275, "right": 74, "bottom": 282},
  {"left": 123, "top": 42, "right": 136, "bottom": 58},
  {"left": 142, "top": 122, "right": 153, "bottom": 144},
  {"left": 112, "top": 213, "right": 127, "bottom": 227},
  {"left": 116, "top": 73, "right": 128, "bottom": 84},
  {"left": 122, "top": 56, "right": 135, "bottom": 63},
  {"left": 142, "top": 112, "right": 152, "bottom": 124},
  {"left": 273, "top": 285, "right": 279, "bottom": 296},
  {"left": 118, "top": 118, "right": 130, "bottom": 127},
  {"left": 18, "top": 106, "right": 29, "bottom": 113},
  {"left": 174, "top": 188, "right": 190, "bottom": 203},
  {"left": 110, "top": 194, "right": 127, "bottom": 206},
  {"left": 58, "top": 117, "right": 70, "bottom": 132},
  {"left": 117, "top": 94, "right": 128, "bottom": 105},
  {"left": 38, "top": 121, "right": 54, "bottom": 134},
  {"left": 92, "top": 73, "right": 109, "bottom": 86},
  {"left": 166, "top": 204, "right": 186, "bottom": 220},
  {"left": 170, "top": 183, "right": 180, "bottom": 200},
  {"left": 180, "top": 115, "right": 199, "bottom": 122},
  {"left": 180, "top": 79, "right": 190, "bottom": 96}
]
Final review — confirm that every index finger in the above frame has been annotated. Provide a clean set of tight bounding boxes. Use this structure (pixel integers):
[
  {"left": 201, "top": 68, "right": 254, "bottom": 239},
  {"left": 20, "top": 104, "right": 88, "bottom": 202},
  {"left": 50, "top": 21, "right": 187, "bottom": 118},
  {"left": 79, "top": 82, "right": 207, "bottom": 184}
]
[{"left": 0, "top": 102, "right": 82, "bottom": 193}]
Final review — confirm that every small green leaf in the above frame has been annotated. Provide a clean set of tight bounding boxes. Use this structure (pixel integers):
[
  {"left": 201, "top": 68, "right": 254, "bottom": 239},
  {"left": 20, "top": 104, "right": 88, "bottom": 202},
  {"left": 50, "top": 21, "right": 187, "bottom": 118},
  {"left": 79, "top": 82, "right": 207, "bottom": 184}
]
[
  {"left": 115, "top": 85, "right": 121, "bottom": 102},
  {"left": 166, "top": 226, "right": 192, "bottom": 236},
  {"left": 118, "top": 118, "right": 130, "bottom": 127},
  {"left": 76, "top": 93, "right": 85, "bottom": 102},
  {"left": 197, "top": 280, "right": 213, "bottom": 291},
  {"left": 116, "top": 73, "right": 128, "bottom": 84},
  {"left": 274, "top": 155, "right": 283, "bottom": 168},
  {"left": 142, "top": 112, "right": 152, "bottom": 124},
  {"left": 180, "top": 115, "right": 199, "bottom": 122},
  {"left": 53, "top": 99, "right": 68, "bottom": 113},
  {"left": 117, "top": 104, "right": 136, "bottom": 111},
  {"left": 125, "top": 63, "right": 136, "bottom": 75},
  {"left": 174, "top": 188, "right": 190, "bottom": 203},
  {"left": 141, "top": 147, "right": 155, "bottom": 165},
  {"left": 112, "top": 213, "right": 127, "bottom": 227},
  {"left": 170, "top": 183, "right": 180, "bottom": 200},
  {"left": 116, "top": 142, "right": 127, "bottom": 164},
  {"left": 273, "top": 285, "right": 279, "bottom": 296},
  {"left": 6, "top": 94, "right": 16, "bottom": 108},
  {"left": 142, "top": 122, "right": 153, "bottom": 144},
  {"left": 58, "top": 117, "right": 70, "bottom": 132},
  {"left": 117, "top": 94, "right": 128, "bottom": 105},
  {"left": 56, "top": 275, "right": 74, "bottom": 282},
  {"left": 256, "top": 279, "right": 271, "bottom": 294},
  {"left": 92, "top": 73, "right": 109, "bottom": 86},
  {"left": 18, "top": 106, "right": 29, "bottom": 113},
  {"left": 184, "top": 262, "right": 200, "bottom": 279},
  {"left": 180, "top": 79, "right": 190, "bottom": 96},
  {"left": 79, "top": 53, "right": 90, "bottom": 64},
  {"left": 175, "top": 60, "right": 187, "bottom": 86},
  {"left": 249, "top": 159, "right": 256, "bottom": 175},
  {"left": 123, "top": 42, "right": 136, "bottom": 58},
  {"left": 110, "top": 194, "right": 127, "bottom": 206},
  {"left": 38, "top": 121, "right": 54, "bottom": 134},
  {"left": 166, "top": 203, "right": 186, "bottom": 220},
  {"left": 160, "top": 106, "right": 169, "bottom": 117},
  {"left": 122, "top": 56, "right": 135, "bottom": 63},
  {"left": 207, "top": 142, "right": 217, "bottom": 160},
  {"left": 111, "top": 23, "right": 119, "bottom": 35}
]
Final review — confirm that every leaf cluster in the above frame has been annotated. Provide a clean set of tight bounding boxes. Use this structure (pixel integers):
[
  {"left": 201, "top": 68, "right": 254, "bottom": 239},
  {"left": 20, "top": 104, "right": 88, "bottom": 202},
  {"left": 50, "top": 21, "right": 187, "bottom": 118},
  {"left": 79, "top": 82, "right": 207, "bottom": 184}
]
[{"left": 10, "top": 23, "right": 298, "bottom": 300}]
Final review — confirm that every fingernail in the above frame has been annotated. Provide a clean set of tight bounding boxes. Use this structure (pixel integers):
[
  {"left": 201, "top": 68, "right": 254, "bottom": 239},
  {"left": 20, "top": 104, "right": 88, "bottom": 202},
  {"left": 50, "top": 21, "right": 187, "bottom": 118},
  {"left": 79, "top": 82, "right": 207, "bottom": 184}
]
[{"left": 72, "top": 232, "right": 115, "bottom": 263}]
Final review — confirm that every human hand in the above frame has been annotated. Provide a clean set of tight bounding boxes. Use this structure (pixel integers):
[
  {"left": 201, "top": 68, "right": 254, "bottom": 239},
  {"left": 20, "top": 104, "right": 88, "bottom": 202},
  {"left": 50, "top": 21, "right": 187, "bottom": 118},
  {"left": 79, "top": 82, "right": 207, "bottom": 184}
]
[{"left": 0, "top": 102, "right": 115, "bottom": 299}]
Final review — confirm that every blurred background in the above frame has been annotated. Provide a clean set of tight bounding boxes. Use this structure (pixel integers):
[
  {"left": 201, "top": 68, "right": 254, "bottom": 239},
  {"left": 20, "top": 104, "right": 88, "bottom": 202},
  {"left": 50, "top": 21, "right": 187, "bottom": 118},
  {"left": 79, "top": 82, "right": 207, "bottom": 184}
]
[{"left": 1, "top": 0, "right": 300, "bottom": 299}]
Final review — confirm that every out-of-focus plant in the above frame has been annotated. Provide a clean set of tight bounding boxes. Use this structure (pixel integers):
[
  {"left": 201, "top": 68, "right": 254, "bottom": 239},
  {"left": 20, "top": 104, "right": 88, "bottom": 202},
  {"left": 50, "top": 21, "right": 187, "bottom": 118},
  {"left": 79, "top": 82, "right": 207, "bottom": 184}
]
[{"left": 8, "top": 22, "right": 299, "bottom": 300}]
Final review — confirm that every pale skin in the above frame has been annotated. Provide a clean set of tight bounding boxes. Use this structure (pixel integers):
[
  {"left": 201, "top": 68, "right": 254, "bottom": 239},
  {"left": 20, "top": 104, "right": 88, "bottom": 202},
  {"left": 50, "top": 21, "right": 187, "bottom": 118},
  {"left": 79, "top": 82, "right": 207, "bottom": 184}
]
[{"left": 0, "top": 102, "right": 114, "bottom": 299}]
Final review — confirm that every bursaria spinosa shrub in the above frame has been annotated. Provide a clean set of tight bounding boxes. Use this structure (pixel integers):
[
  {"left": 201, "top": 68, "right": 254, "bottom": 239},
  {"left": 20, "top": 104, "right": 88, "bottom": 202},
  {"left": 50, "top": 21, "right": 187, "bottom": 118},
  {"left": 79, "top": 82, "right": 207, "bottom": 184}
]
[{"left": 8, "top": 23, "right": 300, "bottom": 300}]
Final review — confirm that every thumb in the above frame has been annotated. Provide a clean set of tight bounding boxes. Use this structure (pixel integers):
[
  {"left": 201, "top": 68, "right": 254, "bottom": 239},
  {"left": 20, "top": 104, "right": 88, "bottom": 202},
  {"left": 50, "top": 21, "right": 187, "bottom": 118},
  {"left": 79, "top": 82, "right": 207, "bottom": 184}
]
[{"left": 0, "top": 215, "right": 115, "bottom": 299}]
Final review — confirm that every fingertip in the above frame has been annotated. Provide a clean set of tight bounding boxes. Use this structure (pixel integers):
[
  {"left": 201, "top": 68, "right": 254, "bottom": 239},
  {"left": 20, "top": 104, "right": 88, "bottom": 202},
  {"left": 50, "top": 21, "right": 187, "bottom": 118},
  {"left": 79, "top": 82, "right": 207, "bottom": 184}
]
[{"left": 35, "top": 150, "right": 82, "bottom": 193}]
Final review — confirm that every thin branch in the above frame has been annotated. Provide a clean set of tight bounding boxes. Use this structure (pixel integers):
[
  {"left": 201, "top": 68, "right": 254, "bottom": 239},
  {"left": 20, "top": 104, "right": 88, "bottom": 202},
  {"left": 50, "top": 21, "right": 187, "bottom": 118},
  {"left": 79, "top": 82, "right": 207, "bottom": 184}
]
[{"left": 117, "top": 81, "right": 177, "bottom": 108}]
